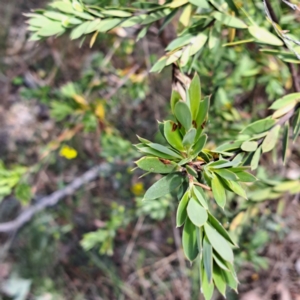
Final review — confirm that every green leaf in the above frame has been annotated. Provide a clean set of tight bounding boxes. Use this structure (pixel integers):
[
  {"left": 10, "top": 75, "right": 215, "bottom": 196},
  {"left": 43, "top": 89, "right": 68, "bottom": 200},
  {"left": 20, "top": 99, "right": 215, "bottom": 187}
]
[
  {"left": 213, "top": 264, "right": 226, "bottom": 296},
  {"left": 166, "top": 34, "right": 193, "bottom": 51},
  {"left": 148, "top": 143, "right": 182, "bottom": 159},
  {"left": 189, "top": 0, "right": 210, "bottom": 8},
  {"left": 84, "top": 18, "right": 101, "bottom": 34},
  {"left": 174, "top": 101, "right": 192, "bottom": 131},
  {"left": 141, "top": 9, "right": 172, "bottom": 25},
  {"left": 189, "top": 74, "right": 201, "bottom": 120},
  {"left": 190, "top": 32, "right": 208, "bottom": 55},
  {"left": 15, "top": 183, "right": 32, "bottom": 204},
  {"left": 293, "top": 108, "right": 300, "bottom": 141},
  {"left": 170, "top": 90, "right": 181, "bottom": 114},
  {"left": 136, "top": 135, "right": 151, "bottom": 145},
  {"left": 261, "top": 125, "right": 280, "bottom": 153},
  {"left": 144, "top": 173, "right": 184, "bottom": 200},
  {"left": 204, "top": 223, "right": 234, "bottom": 263},
  {"left": 121, "top": 15, "right": 145, "bottom": 27},
  {"left": 164, "top": 120, "right": 184, "bottom": 151},
  {"left": 241, "top": 140, "right": 258, "bottom": 152},
  {"left": 176, "top": 190, "right": 189, "bottom": 227},
  {"left": 182, "top": 217, "right": 198, "bottom": 261},
  {"left": 213, "top": 253, "right": 230, "bottom": 271},
  {"left": 270, "top": 93, "right": 300, "bottom": 109},
  {"left": 195, "top": 96, "right": 210, "bottom": 139},
  {"left": 193, "top": 186, "right": 208, "bottom": 209},
  {"left": 43, "top": 11, "right": 71, "bottom": 22},
  {"left": 213, "top": 11, "right": 247, "bottom": 28},
  {"left": 282, "top": 122, "right": 289, "bottom": 164},
  {"left": 192, "top": 134, "right": 207, "bottom": 158},
  {"left": 38, "top": 22, "right": 65, "bottom": 36},
  {"left": 182, "top": 128, "right": 197, "bottom": 147},
  {"left": 137, "top": 24, "right": 150, "bottom": 41},
  {"left": 200, "top": 263, "right": 214, "bottom": 300},
  {"left": 102, "top": 9, "right": 132, "bottom": 17},
  {"left": 150, "top": 56, "right": 167, "bottom": 73},
  {"left": 187, "top": 197, "right": 208, "bottom": 227},
  {"left": 231, "top": 170, "right": 257, "bottom": 182},
  {"left": 208, "top": 159, "right": 233, "bottom": 169},
  {"left": 223, "top": 180, "right": 248, "bottom": 199},
  {"left": 203, "top": 237, "right": 213, "bottom": 283},
  {"left": 135, "top": 157, "right": 177, "bottom": 173},
  {"left": 50, "top": 1, "right": 75, "bottom": 14},
  {"left": 222, "top": 267, "right": 238, "bottom": 291},
  {"left": 251, "top": 146, "right": 261, "bottom": 170},
  {"left": 215, "top": 141, "right": 243, "bottom": 152},
  {"left": 208, "top": 213, "right": 237, "bottom": 247},
  {"left": 180, "top": 45, "right": 191, "bottom": 67},
  {"left": 213, "top": 169, "right": 238, "bottom": 181},
  {"left": 248, "top": 26, "right": 284, "bottom": 46},
  {"left": 186, "top": 165, "right": 198, "bottom": 177},
  {"left": 96, "top": 19, "right": 121, "bottom": 32},
  {"left": 241, "top": 118, "right": 275, "bottom": 135},
  {"left": 138, "top": 147, "right": 177, "bottom": 160},
  {"left": 211, "top": 175, "right": 226, "bottom": 208},
  {"left": 71, "top": 22, "right": 90, "bottom": 39}
]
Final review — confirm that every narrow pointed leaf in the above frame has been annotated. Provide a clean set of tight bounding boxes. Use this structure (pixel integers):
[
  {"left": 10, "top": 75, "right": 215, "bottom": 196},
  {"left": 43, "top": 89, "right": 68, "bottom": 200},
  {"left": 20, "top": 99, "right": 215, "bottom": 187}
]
[
  {"left": 182, "top": 217, "right": 198, "bottom": 261},
  {"left": 213, "top": 264, "right": 226, "bottom": 296},
  {"left": 270, "top": 93, "right": 300, "bottom": 109},
  {"left": 248, "top": 26, "right": 284, "bottom": 46},
  {"left": 136, "top": 157, "right": 177, "bottom": 173},
  {"left": 213, "top": 11, "right": 247, "bottom": 28},
  {"left": 232, "top": 170, "right": 257, "bottom": 182},
  {"left": 211, "top": 175, "right": 226, "bottom": 208},
  {"left": 164, "top": 120, "right": 184, "bottom": 151},
  {"left": 208, "top": 213, "right": 237, "bottom": 247},
  {"left": 241, "top": 140, "right": 258, "bottom": 152},
  {"left": 262, "top": 125, "right": 280, "bottom": 153},
  {"left": 183, "top": 128, "right": 197, "bottom": 147},
  {"left": 189, "top": 74, "right": 201, "bottom": 120},
  {"left": 213, "top": 253, "right": 230, "bottom": 271},
  {"left": 204, "top": 223, "right": 234, "bottom": 263},
  {"left": 144, "top": 173, "right": 183, "bottom": 200},
  {"left": 251, "top": 146, "right": 261, "bottom": 170},
  {"left": 282, "top": 122, "right": 289, "bottom": 164},
  {"left": 193, "top": 186, "right": 208, "bottom": 209},
  {"left": 170, "top": 90, "right": 181, "bottom": 114},
  {"left": 192, "top": 134, "right": 207, "bottom": 157},
  {"left": 176, "top": 191, "right": 189, "bottom": 227},
  {"left": 148, "top": 143, "right": 182, "bottom": 159},
  {"left": 187, "top": 197, "right": 208, "bottom": 227},
  {"left": 174, "top": 101, "right": 192, "bottom": 131},
  {"left": 213, "top": 169, "right": 238, "bottom": 181},
  {"left": 241, "top": 118, "right": 275, "bottom": 135},
  {"left": 203, "top": 237, "right": 213, "bottom": 283},
  {"left": 138, "top": 147, "right": 176, "bottom": 160}
]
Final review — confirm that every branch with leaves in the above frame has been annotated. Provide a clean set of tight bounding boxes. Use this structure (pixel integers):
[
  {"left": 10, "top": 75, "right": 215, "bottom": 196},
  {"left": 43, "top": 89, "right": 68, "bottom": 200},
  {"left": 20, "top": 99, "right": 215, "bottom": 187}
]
[{"left": 20, "top": 0, "right": 300, "bottom": 299}]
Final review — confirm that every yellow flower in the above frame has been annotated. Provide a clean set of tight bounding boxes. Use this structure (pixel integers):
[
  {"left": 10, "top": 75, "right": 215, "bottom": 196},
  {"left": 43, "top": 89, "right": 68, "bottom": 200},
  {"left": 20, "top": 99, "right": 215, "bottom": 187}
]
[
  {"left": 131, "top": 182, "right": 144, "bottom": 196},
  {"left": 95, "top": 102, "right": 105, "bottom": 121},
  {"left": 59, "top": 145, "right": 78, "bottom": 160}
]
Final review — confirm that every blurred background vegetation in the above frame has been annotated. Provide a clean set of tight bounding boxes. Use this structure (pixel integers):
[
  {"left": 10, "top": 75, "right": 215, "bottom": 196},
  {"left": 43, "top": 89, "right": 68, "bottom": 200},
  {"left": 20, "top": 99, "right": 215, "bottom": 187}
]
[{"left": 1, "top": 0, "right": 300, "bottom": 299}]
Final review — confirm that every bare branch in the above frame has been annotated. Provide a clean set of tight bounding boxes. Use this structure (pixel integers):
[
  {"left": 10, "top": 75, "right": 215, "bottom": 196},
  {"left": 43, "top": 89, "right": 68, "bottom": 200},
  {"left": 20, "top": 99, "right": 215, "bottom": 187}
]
[{"left": 0, "top": 163, "right": 112, "bottom": 233}]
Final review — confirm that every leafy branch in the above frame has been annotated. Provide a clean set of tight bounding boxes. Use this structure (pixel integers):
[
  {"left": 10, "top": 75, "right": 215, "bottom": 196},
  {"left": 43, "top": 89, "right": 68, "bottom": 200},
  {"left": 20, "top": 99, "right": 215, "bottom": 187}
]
[{"left": 21, "top": 0, "right": 300, "bottom": 298}]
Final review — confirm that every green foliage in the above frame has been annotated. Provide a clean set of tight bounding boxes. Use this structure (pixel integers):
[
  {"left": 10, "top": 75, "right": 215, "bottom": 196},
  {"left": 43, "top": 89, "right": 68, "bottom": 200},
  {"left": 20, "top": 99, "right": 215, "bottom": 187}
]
[
  {"left": 15, "top": 0, "right": 300, "bottom": 298},
  {"left": 0, "top": 161, "right": 28, "bottom": 203}
]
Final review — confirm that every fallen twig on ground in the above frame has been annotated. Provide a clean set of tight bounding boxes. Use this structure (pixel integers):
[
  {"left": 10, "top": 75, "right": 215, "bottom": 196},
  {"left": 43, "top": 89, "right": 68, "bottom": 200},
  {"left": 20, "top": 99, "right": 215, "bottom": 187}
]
[{"left": 0, "top": 163, "right": 112, "bottom": 233}]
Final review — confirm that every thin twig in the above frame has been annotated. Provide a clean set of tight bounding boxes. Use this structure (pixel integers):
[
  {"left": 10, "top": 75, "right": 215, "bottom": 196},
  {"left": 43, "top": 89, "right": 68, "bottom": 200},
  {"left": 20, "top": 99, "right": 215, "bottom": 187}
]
[
  {"left": 193, "top": 181, "right": 212, "bottom": 191},
  {"left": 0, "top": 163, "right": 112, "bottom": 233}
]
